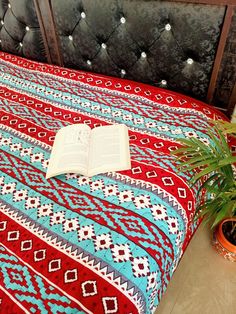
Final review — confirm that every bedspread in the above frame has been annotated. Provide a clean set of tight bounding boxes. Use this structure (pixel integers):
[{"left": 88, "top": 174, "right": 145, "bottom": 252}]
[{"left": 0, "top": 52, "right": 227, "bottom": 314}]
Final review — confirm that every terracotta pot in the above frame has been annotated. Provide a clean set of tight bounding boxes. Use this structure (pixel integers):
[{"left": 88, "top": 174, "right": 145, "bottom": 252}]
[{"left": 212, "top": 218, "right": 236, "bottom": 262}]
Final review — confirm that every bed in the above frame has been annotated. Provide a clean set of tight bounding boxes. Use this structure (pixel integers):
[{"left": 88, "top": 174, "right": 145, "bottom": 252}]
[{"left": 0, "top": 1, "right": 235, "bottom": 314}]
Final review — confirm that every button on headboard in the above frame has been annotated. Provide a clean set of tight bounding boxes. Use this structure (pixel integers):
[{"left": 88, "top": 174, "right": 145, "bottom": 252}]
[
  {"left": 0, "top": 0, "right": 47, "bottom": 61},
  {"left": 51, "top": 0, "right": 225, "bottom": 101}
]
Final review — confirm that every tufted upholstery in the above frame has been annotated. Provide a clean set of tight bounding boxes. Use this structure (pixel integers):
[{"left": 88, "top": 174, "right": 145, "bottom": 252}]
[
  {"left": 0, "top": 0, "right": 46, "bottom": 61},
  {"left": 51, "top": 0, "right": 225, "bottom": 100}
]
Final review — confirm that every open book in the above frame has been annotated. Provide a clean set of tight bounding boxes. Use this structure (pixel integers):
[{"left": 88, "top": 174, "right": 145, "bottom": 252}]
[{"left": 46, "top": 123, "right": 131, "bottom": 178}]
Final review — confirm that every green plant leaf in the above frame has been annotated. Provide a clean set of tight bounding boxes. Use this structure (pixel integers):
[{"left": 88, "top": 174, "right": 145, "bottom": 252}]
[
  {"left": 218, "top": 156, "right": 236, "bottom": 166},
  {"left": 193, "top": 164, "right": 223, "bottom": 181}
]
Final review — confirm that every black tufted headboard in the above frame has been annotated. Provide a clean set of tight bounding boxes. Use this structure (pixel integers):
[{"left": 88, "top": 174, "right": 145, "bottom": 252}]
[
  {"left": 0, "top": 0, "right": 47, "bottom": 61},
  {"left": 0, "top": 0, "right": 235, "bottom": 116},
  {"left": 51, "top": 0, "right": 225, "bottom": 102}
]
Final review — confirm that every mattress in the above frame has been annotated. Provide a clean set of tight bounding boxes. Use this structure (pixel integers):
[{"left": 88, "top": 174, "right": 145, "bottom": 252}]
[{"left": 0, "top": 52, "right": 226, "bottom": 314}]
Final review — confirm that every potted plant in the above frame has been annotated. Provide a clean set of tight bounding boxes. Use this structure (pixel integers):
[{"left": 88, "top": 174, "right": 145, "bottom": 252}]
[{"left": 173, "top": 120, "right": 236, "bottom": 261}]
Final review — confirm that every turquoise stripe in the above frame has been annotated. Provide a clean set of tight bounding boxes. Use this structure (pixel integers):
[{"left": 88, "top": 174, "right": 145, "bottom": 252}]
[
  {"left": 0, "top": 70, "right": 214, "bottom": 141},
  {"left": 1, "top": 172, "right": 160, "bottom": 302},
  {"left": 0, "top": 128, "right": 186, "bottom": 254}
]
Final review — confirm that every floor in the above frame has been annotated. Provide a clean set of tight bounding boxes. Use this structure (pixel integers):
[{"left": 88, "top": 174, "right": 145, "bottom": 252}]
[{"left": 156, "top": 223, "right": 236, "bottom": 314}]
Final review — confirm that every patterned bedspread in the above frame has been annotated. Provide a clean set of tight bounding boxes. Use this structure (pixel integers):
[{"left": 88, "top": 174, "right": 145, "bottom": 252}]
[{"left": 0, "top": 52, "right": 227, "bottom": 314}]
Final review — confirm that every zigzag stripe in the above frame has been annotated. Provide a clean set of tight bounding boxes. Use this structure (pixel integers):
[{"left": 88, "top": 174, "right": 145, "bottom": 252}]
[
  {"left": 0, "top": 126, "right": 192, "bottom": 215},
  {"left": 0, "top": 147, "right": 183, "bottom": 254},
  {"left": 0, "top": 80, "right": 201, "bottom": 146},
  {"left": 0, "top": 71, "right": 214, "bottom": 140},
  {"left": 0, "top": 60, "right": 216, "bottom": 125},
  {"left": 0, "top": 204, "right": 143, "bottom": 298},
  {"left": 0, "top": 157, "right": 175, "bottom": 265},
  {"left": 0, "top": 124, "right": 51, "bottom": 150},
  {"left": 0, "top": 244, "right": 88, "bottom": 313},
  {"left": 1, "top": 56, "right": 225, "bottom": 124},
  {"left": 0, "top": 128, "right": 188, "bottom": 244},
  {"left": 0, "top": 203, "right": 145, "bottom": 313}
]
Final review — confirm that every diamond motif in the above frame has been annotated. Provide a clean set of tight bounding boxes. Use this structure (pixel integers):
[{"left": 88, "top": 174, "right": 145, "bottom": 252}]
[
  {"left": 131, "top": 256, "right": 150, "bottom": 277},
  {"left": 124, "top": 85, "right": 131, "bottom": 91},
  {"left": 166, "top": 96, "right": 173, "bottom": 103},
  {"left": 10, "top": 143, "right": 22, "bottom": 151},
  {"left": 25, "top": 197, "right": 40, "bottom": 209},
  {"left": 13, "top": 189, "right": 28, "bottom": 202},
  {"left": 7, "top": 231, "right": 20, "bottom": 241},
  {"left": 0, "top": 221, "right": 7, "bottom": 231},
  {"left": 0, "top": 137, "right": 11, "bottom": 146},
  {"left": 167, "top": 217, "right": 179, "bottom": 234},
  {"left": 178, "top": 99, "right": 187, "bottom": 105},
  {"left": 21, "top": 240, "right": 32, "bottom": 251},
  {"left": 78, "top": 225, "right": 95, "bottom": 241},
  {"left": 162, "top": 177, "right": 174, "bottom": 186},
  {"left": 103, "top": 184, "right": 118, "bottom": 197},
  {"left": 155, "top": 94, "right": 163, "bottom": 100},
  {"left": 118, "top": 190, "right": 134, "bottom": 203},
  {"left": 34, "top": 249, "right": 46, "bottom": 262},
  {"left": 129, "top": 134, "right": 137, "bottom": 140},
  {"left": 94, "top": 233, "right": 112, "bottom": 251},
  {"left": 134, "top": 87, "right": 141, "bottom": 92},
  {"left": 188, "top": 201, "right": 193, "bottom": 211},
  {"left": 77, "top": 176, "right": 90, "bottom": 186},
  {"left": 48, "top": 259, "right": 61, "bottom": 272},
  {"left": 20, "top": 147, "right": 33, "bottom": 156},
  {"left": 90, "top": 179, "right": 104, "bottom": 191},
  {"left": 64, "top": 269, "right": 78, "bottom": 283},
  {"left": 154, "top": 142, "right": 164, "bottom": 148},
  {"left": 30, "top": 153, "right": 44, "bottom": 163},
  {"left": 140, "top": 138, "right": 150, "bottom": 144},
  {"left": 102, "top": 297, "right": 118, "bottom": 314},
  {"left": 3, "top": 263, "right": 32, "bottom": 291},
  {"left": 151, "top": 204, "right": 167, "bottom": 220},
  {"left": 1, "top": 182, "right": 16, "bottom": 195},
  {"left": 37, "top": 203, "right": 53, "bottom": 217},
  {"left": 134, "top": 194, "right": 151, "bottom": 209},
  {"left": 131, "top": 166, "right": 142, "bottom": 174},
  {"left": 168, "top": 146, "right": 178, "bottom": 151},
  {"left": 111, "top": 243, "right": 132, "bottom": 263},
  {"left": 81, "top": 280, "right": 98, "bottom": 297},
  {"left": 178, "top": 188, "right": 186, "bottom": 198},
  {"left": 63, "top": 218, "right": 79, "bottom": 233},
  {"left": 146, "top": 171, "right": 157, "bottom": 178},
  {"left": 50, "top": 211, "right": 65, "bottom": 225},
  {"left": 147, "top": 272, "right": 157, "bottom": 291}
]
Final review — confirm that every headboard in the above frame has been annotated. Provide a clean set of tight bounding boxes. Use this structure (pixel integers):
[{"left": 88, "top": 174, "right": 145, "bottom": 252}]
[{"left": 0, "top": 0, "right": 235, "bottom": 117}]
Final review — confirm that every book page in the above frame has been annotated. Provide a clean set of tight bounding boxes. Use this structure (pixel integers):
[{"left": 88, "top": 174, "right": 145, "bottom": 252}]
[
  {"left": 46, "top": 124, "right": 91, "bottom": 178},
  {"left": 88, "top": 124, "right": 131, "bottom": 176}
]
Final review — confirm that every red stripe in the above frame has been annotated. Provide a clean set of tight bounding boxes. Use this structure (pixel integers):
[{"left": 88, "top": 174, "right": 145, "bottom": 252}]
[
  {"left": 0, "top": 287, "right": 26, "bottom": 314},
  {"left": 0, "top": 211, "right": 139, "bottom": 314},
  {"left": 1, "top": 150, "right": 174, "bottom": 265},
  {"left": 0, "top": 51, "right": 228, "bottom": 121}
]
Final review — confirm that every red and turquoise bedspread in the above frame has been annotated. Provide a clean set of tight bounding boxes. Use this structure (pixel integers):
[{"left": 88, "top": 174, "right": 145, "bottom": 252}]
[{"left": 0, "top": 52, "right": 226, "bottom": 314}]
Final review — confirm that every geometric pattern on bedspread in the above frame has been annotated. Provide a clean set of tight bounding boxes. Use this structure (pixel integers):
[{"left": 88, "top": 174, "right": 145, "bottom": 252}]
[{"left": 0, "top": 52, "right": 226, "bottom": 314}]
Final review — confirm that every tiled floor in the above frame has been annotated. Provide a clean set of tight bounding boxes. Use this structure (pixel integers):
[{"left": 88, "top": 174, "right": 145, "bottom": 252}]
[{"left": 156, "top": 223, "right": 236, "bottom": 314}]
